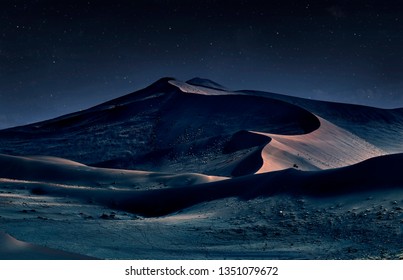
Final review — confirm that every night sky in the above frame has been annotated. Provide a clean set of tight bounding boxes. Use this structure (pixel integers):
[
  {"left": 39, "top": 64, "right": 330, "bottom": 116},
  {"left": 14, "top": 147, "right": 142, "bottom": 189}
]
[{"left": 1, "top": 0, "right": 403, "bottom": 129}]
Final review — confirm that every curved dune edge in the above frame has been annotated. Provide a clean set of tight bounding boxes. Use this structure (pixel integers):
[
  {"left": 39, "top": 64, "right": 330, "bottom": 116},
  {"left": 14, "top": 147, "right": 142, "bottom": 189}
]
[
  {"left": 169, "top": 79, "right": 393, "bottom": 174},
  {"left": 253, "top": 116, "right": 386, "bottom": 173},
  {"left": 0, "top": 232, "right": 97, "bottom": 260},
  {"left": 171, "top": 78, "right": 386, "bottom": 174},
  {"left": 221, "top": 115, "right": 386, "bottom": 176}
]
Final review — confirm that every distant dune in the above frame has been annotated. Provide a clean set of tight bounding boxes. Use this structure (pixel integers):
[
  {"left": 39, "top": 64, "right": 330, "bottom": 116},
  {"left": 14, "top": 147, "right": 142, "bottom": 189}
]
[{"left": 0, "top": 77, "right": 402, "bottom": 259}]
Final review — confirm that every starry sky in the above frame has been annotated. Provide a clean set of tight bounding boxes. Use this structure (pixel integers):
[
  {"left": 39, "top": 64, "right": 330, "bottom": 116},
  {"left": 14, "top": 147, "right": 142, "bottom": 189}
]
[{"left": 1, "top": 0, "right": 403, "bottom": 128}]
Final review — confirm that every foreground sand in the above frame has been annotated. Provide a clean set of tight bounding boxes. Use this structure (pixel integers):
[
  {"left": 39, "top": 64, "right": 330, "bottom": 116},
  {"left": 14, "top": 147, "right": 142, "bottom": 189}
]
[{"left": 1, "top": 163, "right": 402, "bottom": 259}]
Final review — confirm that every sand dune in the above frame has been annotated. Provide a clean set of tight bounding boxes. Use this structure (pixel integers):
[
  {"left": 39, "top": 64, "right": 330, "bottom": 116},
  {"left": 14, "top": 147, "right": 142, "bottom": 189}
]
[
  {"left": 0, "top": 77, "right": 402, "bottom": 259},
  {"left": 0, "top": 78, "right": 320, "bottom": 176}
]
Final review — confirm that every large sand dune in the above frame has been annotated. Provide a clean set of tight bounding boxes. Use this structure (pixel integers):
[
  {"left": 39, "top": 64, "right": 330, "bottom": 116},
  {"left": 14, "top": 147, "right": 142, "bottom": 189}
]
[
  {"left": 0, "top": 77, "right": 402, "bottom": 259},
  {"left": 0, "top": 78, "right": 320, "bottom": 176}
]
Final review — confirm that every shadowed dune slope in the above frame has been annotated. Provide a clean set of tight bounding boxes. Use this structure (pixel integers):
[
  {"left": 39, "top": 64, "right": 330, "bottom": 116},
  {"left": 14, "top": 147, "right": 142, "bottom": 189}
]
[{"left": 223, "top": 130, "right": 271, "bottom": 154}]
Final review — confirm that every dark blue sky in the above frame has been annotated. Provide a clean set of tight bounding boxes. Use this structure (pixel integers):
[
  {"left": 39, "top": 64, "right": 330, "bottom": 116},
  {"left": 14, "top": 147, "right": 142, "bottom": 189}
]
[{"left": 1, "top": 0, "right": 403, "bottom": 128}]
